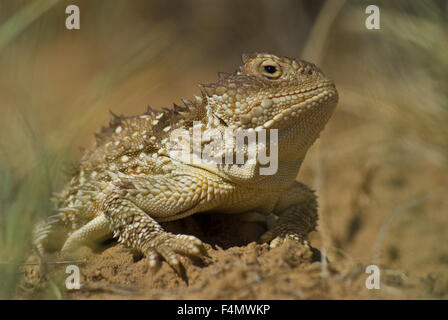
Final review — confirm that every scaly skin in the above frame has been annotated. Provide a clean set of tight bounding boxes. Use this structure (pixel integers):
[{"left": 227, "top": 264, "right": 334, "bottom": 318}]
[{"left": 34, "top": 53, "right": 338, "bottom": 274}]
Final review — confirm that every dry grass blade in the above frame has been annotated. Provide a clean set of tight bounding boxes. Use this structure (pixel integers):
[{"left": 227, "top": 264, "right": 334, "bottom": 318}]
[{"left": 0, "top": 0, "right": 60, "bottom": 52}]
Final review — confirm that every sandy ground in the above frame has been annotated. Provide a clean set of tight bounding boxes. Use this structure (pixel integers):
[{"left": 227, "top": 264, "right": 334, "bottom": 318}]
[{"left": 24, "top": 222, "right": 371, "bottom": 300}]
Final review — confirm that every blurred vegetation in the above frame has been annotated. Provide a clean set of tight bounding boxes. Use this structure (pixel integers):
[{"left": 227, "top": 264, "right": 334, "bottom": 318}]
[
  {"left": 0, "top": 0, "right": 447, "bottom": 299},
  {"left": 331, "top": 1, "right": 448, "bottom": 162}
]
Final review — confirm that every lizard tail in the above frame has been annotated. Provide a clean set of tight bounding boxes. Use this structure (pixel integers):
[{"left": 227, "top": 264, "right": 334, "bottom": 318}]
[{"left": 31, "top": 214, "right": 61, "bottom": 256}]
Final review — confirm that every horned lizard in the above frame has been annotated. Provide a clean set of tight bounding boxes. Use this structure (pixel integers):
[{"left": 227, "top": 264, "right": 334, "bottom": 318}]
[{"left": 33, "top": 53, "right": 338, "bottom": 274}]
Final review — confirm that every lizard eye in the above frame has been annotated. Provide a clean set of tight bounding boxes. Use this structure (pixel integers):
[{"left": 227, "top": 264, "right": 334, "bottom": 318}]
[
  {"left": 264, "top": 65, "right": 276, "bottom": 73},
  {"left": 259, "top": 60, "right": 282, "bottom": 79}
]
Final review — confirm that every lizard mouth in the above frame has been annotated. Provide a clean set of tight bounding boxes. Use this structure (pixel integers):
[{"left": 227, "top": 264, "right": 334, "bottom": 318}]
[
  {"left": 260, "top": 84, "right": 338, "bottom": 130},
  {"left": 237, "top": 83, "right": 337, "bottom": 131}
]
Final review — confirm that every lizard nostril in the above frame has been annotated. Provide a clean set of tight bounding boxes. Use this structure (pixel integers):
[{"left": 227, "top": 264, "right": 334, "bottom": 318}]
[{"left": 300, "top": 66, "right": 314, "bottom": 76}]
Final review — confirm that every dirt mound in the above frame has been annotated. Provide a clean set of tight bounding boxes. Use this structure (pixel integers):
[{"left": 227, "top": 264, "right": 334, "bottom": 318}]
[{"left": 20, "top": 213, "right": 413, "bottom": 300}]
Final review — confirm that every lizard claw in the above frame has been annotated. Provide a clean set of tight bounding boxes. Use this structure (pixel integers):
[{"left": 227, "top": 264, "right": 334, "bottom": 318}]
[
  {"left": 260, "top": 230, "right": 305, "bottom": 248},
  {"left": 259, "top": 230, "right": 275, "bottom": 244},
  {"left": 147, "top": 233, "right": 208, "bottom": 275}
]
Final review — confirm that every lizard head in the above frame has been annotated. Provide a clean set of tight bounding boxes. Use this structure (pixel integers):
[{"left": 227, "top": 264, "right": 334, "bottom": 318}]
[{"left": 199, "top": 53, "right": 338, "bottom": 138}]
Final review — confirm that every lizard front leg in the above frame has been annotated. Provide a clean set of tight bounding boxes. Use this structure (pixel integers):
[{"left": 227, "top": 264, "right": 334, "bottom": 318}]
[
  {"left": 260, "top": 182, "right": 318, "bottom": 247},
  {"left": 98, "top": 172, "right": 227, "bottom": 274},
  {"left": 101, "top": 192, "right": 206, "bottom": 275}
]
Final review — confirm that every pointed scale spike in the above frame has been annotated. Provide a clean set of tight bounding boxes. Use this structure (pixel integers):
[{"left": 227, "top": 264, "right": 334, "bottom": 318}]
[
  {"left": 194, "top": 95, "right": 203, "bottom": 105},
  {"left": 241, "top": 53, "right": 252, "bottom": 64},
  {"left": 145, "top": 105, "right": 154, "bottom": 115},
  {"left": 94, "top": 133, "right": 102, "bottom": 142},
  {"left": 181, "top": 98, "right": 193, "bottom": 109},
  {"left": 172, "top": 103, "right": 184, "bottom": 114},
  {"left": 218, "top": 72, "right": 231, "bottom": 80},
  {"left": 198, "top": 84, "right": 215, "bottom": 96},
  {"left": 109, "top": 110, "right": 120, "bottom": 121}
]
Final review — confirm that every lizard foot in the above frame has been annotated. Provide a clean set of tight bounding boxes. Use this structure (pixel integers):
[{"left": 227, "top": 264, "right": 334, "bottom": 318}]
[
  {"left": 145, "top": 232, "right": 209, "bottom": 275},
  {"left": 259, "top": 230, "right": 307, "bottom": 248}
]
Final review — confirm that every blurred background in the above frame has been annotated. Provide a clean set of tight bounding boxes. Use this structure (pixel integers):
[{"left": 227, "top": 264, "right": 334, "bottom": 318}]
[{"left": 0, "top": 0, "right": 447, "bottom": 299}]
